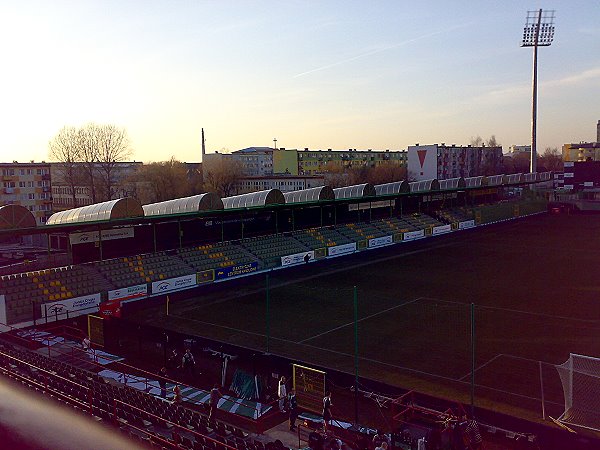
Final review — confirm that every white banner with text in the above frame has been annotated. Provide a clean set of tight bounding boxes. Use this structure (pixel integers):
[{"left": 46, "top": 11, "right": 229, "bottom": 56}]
[
  {"left": 403, "top": 230, "right": 425, "bottom": 241},
  {"left": 42, "top": 293, "right": 101, "bottom": 318},
  {"left": 459, "top": 220, "right": 476, "bottom": 230},
  {"left": 281, "top": 251, "right": 315, "bottom": 267},
  {"left": 368, "top": 235, "right": 393, "bottom": 249},
  {"left": 432, "top": 224, "right": 452, "bottom": 235},
  {"left": 69, "top": 227, "right": 134, "bottom": 245},
  {"left": 108, "top": 284, "right": 148, "bottom": 302},
  {"left": 151, "top": 274, "right": 196, "bottom": 294},
  {"left": 328, "top": 243, "right": 357, "bottom": 257}
]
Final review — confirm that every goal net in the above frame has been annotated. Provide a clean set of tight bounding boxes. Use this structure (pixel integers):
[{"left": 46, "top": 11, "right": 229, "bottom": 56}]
[{"left": 556, "top": 353, "right": 600, "bottom": 432}]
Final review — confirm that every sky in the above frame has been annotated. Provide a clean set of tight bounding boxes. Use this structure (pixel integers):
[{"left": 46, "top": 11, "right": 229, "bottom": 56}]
[{"left": 0, "top": 0, "right": 598, "bottom": 163}]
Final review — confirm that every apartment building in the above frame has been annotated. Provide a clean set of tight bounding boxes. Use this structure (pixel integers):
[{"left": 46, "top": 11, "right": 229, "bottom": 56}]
[{"left": 0, "top": 162, "right": 52, "bottom": 225}]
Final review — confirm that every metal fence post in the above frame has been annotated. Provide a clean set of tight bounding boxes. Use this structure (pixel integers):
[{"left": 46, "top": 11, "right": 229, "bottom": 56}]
[{"left": 539, "top": 360, "right": 546, "bottom": 420}]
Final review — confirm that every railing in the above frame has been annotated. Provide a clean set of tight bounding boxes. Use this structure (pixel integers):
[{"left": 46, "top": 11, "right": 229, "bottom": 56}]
[
  {"left": 0, "top": 349, "right": 92, "bottom": 414},
  {"left": 0, "top": 348, "right": 236, "bottom": 449},
  {"left": 113, "top": 399, "right": 236, "bottom": 450},
  {"left": 6, "top": 323, "right": 280, "bottom": 434}
]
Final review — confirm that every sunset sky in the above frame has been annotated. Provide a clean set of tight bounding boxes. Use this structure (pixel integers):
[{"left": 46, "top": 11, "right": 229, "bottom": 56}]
[{"left": 0, "top": 0, "right": 598, "bottom": 163}]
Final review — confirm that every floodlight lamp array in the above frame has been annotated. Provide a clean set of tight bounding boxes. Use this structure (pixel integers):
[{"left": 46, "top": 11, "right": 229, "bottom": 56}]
[{"left": 521, "top": 10, "right": 555, "bottom": 47}]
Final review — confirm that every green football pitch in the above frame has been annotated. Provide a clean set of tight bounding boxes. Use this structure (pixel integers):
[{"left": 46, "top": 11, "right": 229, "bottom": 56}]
[{"left": 127, "top": 213, "right": 600, "bottom": 422}]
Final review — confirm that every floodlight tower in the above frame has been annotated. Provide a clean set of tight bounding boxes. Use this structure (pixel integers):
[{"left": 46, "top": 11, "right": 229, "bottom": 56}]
[{"left": 521, "top": 9, "right": 555, "bottom": 173}]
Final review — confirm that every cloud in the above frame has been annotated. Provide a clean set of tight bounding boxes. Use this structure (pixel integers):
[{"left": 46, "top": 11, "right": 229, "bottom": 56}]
[
  {"left": 293, "top": 24, "right": 471, "bottom": 78},
  {"left": 471, "top": 66, "right": 600, "bottom": 106}
]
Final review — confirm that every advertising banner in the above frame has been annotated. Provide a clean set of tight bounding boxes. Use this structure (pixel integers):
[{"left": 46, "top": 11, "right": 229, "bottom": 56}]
[
  {"left": 151, "top": 274, "right": 196, "bottom": 294},
  {"left": 368, "top": 235, "right": 393, "bottom": 249},
  {"left": 459, "top": 220, "right": 476, "bottom": 230},
  {"left": 281, "top": 251, "right": 315, "bottom": 267},
  {"left": 348, "top": 200, "right": 394, "bottom": 211},
  {"left": 107, "top": 284, "right": 147, "bottom": 302},
  {"left": 432, "top": 224, "right": 452, "bottom": 235},
  {"left": 215, "top": 262, "right": 259, "bottom": 280},
  {"left": 69, "top": 227, "right": 134, "bottom": 245},
  {"left": 197, "top": 270, "right": 215, "bottom": 284},
  {"left": 403, "top": 230, "right": 425, "bottom": 241},
  {"left": 328, "top": 243, "right": 357, "bottom": 257},
  {"left": 42, "top": 293, "right": 101, "bottom": 318},
  {"left": 99, "top": 299, "right": 122, "bottom": 319}
]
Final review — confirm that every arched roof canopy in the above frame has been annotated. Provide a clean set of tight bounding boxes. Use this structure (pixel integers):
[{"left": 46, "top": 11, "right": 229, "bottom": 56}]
[
  {"left": 465, "top": 176, "right": 488, "bottom": 188},
  {"left": 374, "top": 180, "right": 410, "bottom": 196},
  {"left": 538, "top": 172, "right": 552, "bottom": 181},
  {"left": 46, "top": 198, "right": 144, "bottom": 226},
  {"left": 283, "top": 186, "right": 335, "bottom": 204},
  {"left": 505, "top": 173, "right": 523, "bottom": 184},
  {"left": 333, "top": 183, "right": 376, "bottom": 200},
  {"left": 487, "top": 174, "right": 507, "bottom": 186},
  {"left": 409, "top": 179, "right": 440, "bottom": 193},
  {"left": 522, "top": 173, "right": 537, "bottom": 183},
  {"left": 222, "top": 189, "right": 285, "bottom": 209},
  {"left": 438, "top": 177, "right": 466, "bottom": 190},
  {"left": 143, "top": 193, "right": 223, "bottom": 216},
  {"left": 0, "top": 205, "right": 37, "bottom": 230}
]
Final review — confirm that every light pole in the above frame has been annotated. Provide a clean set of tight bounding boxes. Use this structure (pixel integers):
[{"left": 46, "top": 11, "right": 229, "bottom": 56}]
[{"left": 521, "top": 9, "right": 555, "bottom": 173}]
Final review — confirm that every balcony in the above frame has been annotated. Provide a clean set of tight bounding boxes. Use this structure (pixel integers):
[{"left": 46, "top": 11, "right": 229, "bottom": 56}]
[
  {"left": 42, "top": 174, "right": 51, "bottom": 180},
  {"left": 4, "top": 187, "right": 14, "bottom": 194}
]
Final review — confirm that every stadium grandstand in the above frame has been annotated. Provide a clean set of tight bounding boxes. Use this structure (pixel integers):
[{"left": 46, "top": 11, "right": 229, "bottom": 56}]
[
  {"left": 0, "top": 171, "right": 552, "bottom": 329},
  {"left": 2, "top": 171, "right": 598, "bottom": 449}
]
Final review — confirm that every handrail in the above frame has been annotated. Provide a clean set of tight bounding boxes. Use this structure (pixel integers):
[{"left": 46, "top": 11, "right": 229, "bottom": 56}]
[
  {"left": 26, "top": 326, "right": 280, "bottom": 428},
  {"left": 113, "top": 398, "right": 236, "bottom": 450},
  {"left": 0, "top": 348, "right": 92, "bottom": 414},
  {"left": 0, "top": 365, "right": 92, "bottom": 413},
  {"left": 0, "top": 345, "right": 244, "bottom": 448}
]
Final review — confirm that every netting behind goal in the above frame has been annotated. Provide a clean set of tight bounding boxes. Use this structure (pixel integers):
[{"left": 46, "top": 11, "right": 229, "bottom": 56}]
[{"left": 556, "top": 353, "right": 600, "bottom": 431}]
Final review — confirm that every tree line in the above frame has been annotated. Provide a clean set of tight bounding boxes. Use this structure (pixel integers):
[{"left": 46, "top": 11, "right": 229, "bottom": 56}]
[
  {"left": 50, "top": 125, "right": 563, "bottom": 208},
  {"left": 49, "top": 123, "right": 132, "bottom": 205}
]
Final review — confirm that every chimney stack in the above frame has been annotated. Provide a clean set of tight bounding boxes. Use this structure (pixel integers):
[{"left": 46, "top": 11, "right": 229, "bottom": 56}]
[{"left": 201, "top": 128, "right": 206, "bottom": 159}]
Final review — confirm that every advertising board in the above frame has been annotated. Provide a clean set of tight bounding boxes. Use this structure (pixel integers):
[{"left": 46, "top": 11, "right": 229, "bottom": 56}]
[
  {"left": 458, "top": 220, "right": 476, "bottom": 230},
  {"left": 432, "top": 224, "right": 452, "bottom": 235},
  {"left": 403, "top": 230, "right": 425, "bottom": 241},
  {"left": 42, "top": 293, "right": 101, "bottom": 319},
  {"left": 328, "top": 243, "right": 357, "bottom": 257},
  {"left": 151, "top": 274, "right": 196, "bottom": 294},
  {"left": 108, "top": 284, "right": 147, "bottom": 301},
  {"left": 368, "top": 235, "right": 393, "bottom": 249},
  {"left": 281, "top": 251, "right": 315, "bottom": 267},
  {"left": 215, "top": 262, "right": 259, "bottom": 280}
]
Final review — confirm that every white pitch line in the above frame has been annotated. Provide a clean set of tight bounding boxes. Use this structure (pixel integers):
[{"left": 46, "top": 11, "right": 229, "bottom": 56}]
[
  {"left": 298, "top": 297, "right": 424, "bottom": 344},
  {"left": 458, "top": 353, "right": 504, "bottom": 381}
]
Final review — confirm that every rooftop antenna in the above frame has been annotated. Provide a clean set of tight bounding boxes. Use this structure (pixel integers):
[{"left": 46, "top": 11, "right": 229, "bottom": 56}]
[{"left": 521, "top": 9, "right": 556, "bottom": 173}]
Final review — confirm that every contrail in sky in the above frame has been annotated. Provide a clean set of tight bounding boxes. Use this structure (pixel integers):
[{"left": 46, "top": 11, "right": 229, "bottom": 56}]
[{"left": 293, "top": 24, "right": 470, "bottom": 78}]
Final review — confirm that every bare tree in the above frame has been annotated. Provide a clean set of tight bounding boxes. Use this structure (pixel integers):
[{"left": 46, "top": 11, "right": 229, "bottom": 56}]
[
  {"left": 470, "top": 136, "right": 484, "bottom": 147},
  {"left": 538, "top": 147, "right": 563, "bottom": 172},
  {"left": 77, "top": 124, "right": 101, "bottom": 203},
  {"left": 136, "top": 158, "right": 191, "bottom": 203},
  {"left": 48, "top": 127, "right": 82, "bottom": 208},
  {"left": 486, "top": 135, "right": 500, "bottom": 147},
  {"left": 96, "top": 124, "right": 132, "bottom": 200},
  {"left": 203, "top": 158, "right": 243, "bottom": 197},
  {"left": 49, "top": 123, "right": 134, "bottom": 205}
]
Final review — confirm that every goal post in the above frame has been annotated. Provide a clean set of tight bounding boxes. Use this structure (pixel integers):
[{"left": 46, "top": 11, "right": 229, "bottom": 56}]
[{"left": 556, "top": 353, "right": 600, "bottom": 432}]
